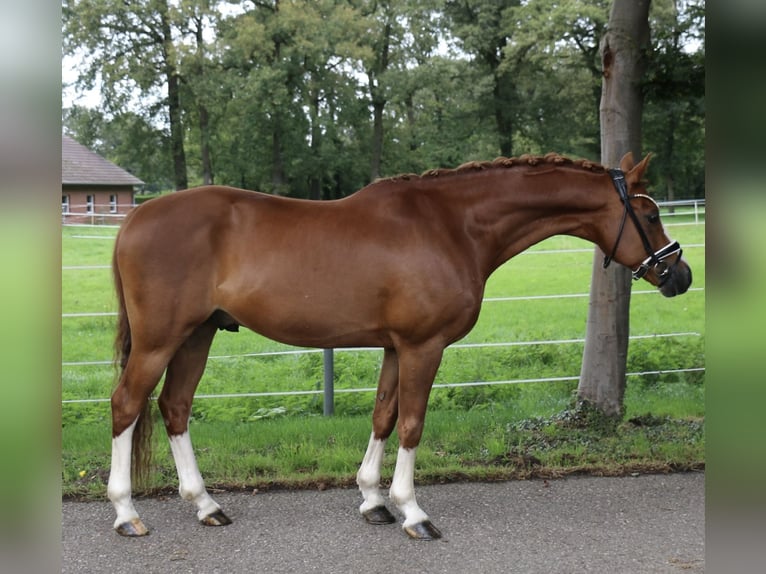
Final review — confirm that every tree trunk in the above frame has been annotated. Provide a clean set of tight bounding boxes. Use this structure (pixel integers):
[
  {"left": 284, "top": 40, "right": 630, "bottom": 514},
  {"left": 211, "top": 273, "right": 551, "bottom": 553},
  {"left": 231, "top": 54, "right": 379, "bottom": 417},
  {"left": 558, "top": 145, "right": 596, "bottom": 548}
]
[
  {"left": 368, "top": 21, "right": 391, "bottom": 182},
  {"left": 577, "top": 0, "right": 651, "bottom": 417},
  {"left": 494, "top": 69, "right": 514, "bottom": 158},
  {"left": 159, "top": 0, "right": 187, "bottom": 191},
  {"left": 370, "top": 98, "right": 385, "bottom": 181},
  {"left": 309, "top": 83, "right": 322, "bottom": 200},
  {"left": 167, "top": 71, "right": 188, "bottom": 191},
  {"left": 199, "top": 104, "right": 213, "bottom": 185},
  {"left": 195, "top": 17, "right": 213, "bottom": 186}
]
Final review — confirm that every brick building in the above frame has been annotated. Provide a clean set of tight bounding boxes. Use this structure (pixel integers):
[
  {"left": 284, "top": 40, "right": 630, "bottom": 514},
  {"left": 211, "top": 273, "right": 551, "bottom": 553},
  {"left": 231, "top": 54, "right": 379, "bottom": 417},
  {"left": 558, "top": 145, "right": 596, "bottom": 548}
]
[{"left": 62, "top": 135, "right": 144, "bottom": 224}]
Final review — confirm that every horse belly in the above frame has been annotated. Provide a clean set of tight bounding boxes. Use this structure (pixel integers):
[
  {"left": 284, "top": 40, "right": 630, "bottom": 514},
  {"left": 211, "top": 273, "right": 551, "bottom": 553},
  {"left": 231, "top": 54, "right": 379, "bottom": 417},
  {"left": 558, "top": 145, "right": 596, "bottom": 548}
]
[{"left": 217, "top": 276, "right": 392, "bottom": 349}]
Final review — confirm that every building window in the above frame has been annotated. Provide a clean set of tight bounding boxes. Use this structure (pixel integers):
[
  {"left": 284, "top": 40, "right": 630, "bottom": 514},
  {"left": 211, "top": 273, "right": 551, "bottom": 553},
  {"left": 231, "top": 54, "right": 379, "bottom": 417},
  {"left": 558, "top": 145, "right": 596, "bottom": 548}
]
[
  {"left": 109, "top": 194, "right": 118, "bottom": 213},
  {"left": 62, "top": 195, "right": 70, "bottom": 214},
  {"left": 86, "top": 194, "right": 95, "bottom": 214}
]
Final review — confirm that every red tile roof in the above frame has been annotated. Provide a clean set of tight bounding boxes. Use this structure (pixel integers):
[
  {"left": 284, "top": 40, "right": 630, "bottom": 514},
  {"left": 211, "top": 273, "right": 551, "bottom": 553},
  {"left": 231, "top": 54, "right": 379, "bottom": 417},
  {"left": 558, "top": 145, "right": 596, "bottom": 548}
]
[{"left": 62, "top": 135, "right": 144, "bottom": 186}]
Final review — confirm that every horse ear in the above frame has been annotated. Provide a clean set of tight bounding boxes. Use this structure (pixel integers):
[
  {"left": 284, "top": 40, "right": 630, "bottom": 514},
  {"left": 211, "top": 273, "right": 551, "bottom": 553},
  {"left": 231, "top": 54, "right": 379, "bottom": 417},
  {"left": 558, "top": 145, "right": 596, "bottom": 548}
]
[
  {"left": 620, "top": 152, "right": 652, "bottom": 180},
  {"left": 618, "top": 152, "right": 635, "bottom": 172},
  {"left": 631, "top": 153, "right": 652, "bottom": 179}
]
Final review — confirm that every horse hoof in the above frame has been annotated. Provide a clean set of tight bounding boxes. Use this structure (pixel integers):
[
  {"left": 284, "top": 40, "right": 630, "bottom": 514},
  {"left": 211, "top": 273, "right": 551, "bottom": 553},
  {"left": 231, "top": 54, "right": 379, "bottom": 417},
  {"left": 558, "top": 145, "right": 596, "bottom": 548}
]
[
  {"left": 404, "top": 520, "right": 442, "bottom": 541},
  {"left": 115, "top": 518, "right": 149, "bottom": 537},
  {"left": 362, "top": 505, "right": 396, "bottom": 525},
  {"left": 200, "top": 509, "right": 232, "bottom": 527}
]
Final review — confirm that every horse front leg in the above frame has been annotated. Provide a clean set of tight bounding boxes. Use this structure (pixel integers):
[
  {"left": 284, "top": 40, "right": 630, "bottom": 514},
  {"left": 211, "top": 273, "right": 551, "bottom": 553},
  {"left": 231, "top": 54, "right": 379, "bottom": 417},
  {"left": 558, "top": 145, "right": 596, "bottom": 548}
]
[
  {"left": 357, "top": 348, "right": 398, "bottom": 525},
  {"left": 389, "top": 342, "right": 444, "bottom": 540}
]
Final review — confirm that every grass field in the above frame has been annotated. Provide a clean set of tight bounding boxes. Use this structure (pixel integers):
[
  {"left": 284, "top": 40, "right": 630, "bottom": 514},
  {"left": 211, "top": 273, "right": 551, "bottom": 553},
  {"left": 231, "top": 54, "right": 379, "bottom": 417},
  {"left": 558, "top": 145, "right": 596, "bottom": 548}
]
[{"left": 62, "top": 213, "right": 705, "bottom": 498}]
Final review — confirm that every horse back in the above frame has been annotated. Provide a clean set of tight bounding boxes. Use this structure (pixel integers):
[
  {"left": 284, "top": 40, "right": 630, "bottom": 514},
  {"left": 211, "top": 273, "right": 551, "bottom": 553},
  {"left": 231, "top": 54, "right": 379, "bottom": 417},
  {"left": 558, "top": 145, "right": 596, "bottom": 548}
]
[{"left": 114, "top": 185, "right": 483, "bottom": 349}]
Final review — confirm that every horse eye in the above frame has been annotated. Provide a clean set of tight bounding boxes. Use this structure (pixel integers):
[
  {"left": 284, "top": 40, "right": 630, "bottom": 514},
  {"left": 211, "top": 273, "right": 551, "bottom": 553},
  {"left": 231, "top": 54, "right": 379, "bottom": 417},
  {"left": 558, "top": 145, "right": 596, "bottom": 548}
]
[{"left": 647, "top": 213, "right": 660, "bottom": 224}]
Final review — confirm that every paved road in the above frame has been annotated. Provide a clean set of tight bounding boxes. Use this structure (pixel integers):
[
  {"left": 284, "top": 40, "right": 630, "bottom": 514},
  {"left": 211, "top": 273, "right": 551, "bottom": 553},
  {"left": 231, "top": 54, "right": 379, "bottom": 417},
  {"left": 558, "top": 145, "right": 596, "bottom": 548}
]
[{"left": 62, "top": 473, "right": 704, "bottom": 573}]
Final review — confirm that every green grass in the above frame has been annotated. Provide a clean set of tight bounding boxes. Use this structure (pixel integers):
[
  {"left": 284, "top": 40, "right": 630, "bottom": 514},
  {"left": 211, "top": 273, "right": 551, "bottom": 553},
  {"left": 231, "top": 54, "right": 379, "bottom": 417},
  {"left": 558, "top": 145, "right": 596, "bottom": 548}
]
[
  {"left": 64, "top": 390, "right": 704, "bottom": 498},
  {"left": 61, "top": 220, "right": 705, "bottom": 498}
]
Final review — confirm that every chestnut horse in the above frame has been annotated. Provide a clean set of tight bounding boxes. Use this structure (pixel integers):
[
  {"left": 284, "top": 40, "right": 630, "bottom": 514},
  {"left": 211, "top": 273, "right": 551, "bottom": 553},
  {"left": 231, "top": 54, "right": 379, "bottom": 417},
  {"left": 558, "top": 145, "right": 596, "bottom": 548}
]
[{"left": 107, "top": 152, "right": 691, "bottom": 540}]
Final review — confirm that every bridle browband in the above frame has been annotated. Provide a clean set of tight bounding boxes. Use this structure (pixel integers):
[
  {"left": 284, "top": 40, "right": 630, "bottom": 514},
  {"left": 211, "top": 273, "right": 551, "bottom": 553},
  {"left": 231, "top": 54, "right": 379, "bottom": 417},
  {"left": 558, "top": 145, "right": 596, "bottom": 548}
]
[{"left": 604, "top": 168, "right": 682, "bottom": 282}]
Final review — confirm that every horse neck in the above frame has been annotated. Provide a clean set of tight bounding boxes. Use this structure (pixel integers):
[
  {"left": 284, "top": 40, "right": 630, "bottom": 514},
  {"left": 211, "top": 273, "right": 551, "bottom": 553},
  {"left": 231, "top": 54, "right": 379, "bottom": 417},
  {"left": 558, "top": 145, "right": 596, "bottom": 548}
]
[{"left": 447, "top": 167, "right": 612, "bottom": 276}]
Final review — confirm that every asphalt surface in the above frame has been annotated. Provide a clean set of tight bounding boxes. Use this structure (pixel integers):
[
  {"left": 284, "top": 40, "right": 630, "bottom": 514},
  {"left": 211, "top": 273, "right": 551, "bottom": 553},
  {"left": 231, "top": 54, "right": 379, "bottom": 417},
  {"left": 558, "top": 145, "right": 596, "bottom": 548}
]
[{"left": 62, "top": 473, "right": 704, "bottom": 573}]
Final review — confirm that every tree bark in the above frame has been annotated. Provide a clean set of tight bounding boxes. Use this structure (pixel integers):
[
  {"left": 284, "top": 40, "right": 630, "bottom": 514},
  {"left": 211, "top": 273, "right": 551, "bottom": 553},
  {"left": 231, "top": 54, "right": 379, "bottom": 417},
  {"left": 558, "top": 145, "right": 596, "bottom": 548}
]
[
  {"left": 270, "top": 0, "right": 287, "bottom": 194},
  {"left": 309, "top": 82, "right": 322, "bottom": 200},
  {"left": 368, "top": 21, "right": 391, "bottom": 182},
  {"left": 577, "top": 0, "right": 651, "bottom": 417},
  {"left": 493, "top": 67, "right": 514, "bottom": 158},
  {"left": 194, "top": 16, "right": 213, "bottom": 186},
  {"left": 159, "top": 0, "right": 188, "bottom": 191},
  {"left": 199, "top": 105, "right": 213, "bottom": 185}
]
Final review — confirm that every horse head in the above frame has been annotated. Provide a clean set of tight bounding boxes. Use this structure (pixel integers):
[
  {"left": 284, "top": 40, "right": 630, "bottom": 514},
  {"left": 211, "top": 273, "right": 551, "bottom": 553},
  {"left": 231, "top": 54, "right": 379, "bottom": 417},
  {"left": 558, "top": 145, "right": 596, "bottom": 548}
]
[{"left": 603, "top": 152, "right": 692, "bottom": 297}]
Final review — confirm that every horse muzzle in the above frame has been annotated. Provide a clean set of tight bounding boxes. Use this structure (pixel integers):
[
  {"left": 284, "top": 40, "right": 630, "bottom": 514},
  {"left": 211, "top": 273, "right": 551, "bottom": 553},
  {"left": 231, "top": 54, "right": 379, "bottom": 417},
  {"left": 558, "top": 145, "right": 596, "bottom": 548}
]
[{"left": 656, "top": 256, "right": 692, "bottom": 297}]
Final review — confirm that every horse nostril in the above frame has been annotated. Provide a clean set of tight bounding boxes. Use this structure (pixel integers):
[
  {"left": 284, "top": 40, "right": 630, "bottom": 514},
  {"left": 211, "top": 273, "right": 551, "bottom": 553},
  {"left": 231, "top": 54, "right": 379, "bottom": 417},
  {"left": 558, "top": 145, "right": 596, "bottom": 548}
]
[{"left": 660, "top": 263, "right": 692, "bottom": 297}]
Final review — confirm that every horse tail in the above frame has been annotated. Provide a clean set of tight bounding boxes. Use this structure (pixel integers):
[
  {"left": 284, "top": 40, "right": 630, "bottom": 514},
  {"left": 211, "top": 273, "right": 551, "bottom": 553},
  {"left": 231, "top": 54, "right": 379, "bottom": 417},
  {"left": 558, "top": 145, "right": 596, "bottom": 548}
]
[{"left": 112, "top": 229, "right": 154, "bottom": 489}]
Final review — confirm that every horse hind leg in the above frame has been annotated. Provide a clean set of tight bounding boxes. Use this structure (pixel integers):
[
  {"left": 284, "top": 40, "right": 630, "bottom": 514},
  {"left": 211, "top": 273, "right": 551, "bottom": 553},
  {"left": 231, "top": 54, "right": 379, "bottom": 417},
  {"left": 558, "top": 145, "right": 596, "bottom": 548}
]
[
  {"left": 158, "top": 320, "right": 232, "bottom": 527},
  {"left": 357, "top": 348, "right": 399, "bottom": 526},
  {"left": 108, "top": 347, "right": 174, "bottom": 536}
]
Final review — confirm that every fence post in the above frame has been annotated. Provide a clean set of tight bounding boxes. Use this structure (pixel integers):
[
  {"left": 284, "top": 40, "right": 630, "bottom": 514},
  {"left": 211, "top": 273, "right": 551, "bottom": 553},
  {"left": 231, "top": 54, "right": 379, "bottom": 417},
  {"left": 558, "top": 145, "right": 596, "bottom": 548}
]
[{"left": 323, "top": 348, "right": 334, "bottom": 416}]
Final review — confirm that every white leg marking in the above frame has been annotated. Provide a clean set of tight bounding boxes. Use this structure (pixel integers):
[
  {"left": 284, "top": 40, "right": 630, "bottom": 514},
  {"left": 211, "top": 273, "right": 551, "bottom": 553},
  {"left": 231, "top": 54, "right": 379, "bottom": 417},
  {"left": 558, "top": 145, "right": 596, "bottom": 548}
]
[
  {"left": 356, "top": 433, "right": 387, "bottom": 514},
  {"left": 107, "top": 419, "right": 140, "bottom": 529},
  {"left": 168, "top": 432, "right": 221, "bottom": 521},
  {"left": 389, "top": 446, "right": 429, "bottom": 528}
]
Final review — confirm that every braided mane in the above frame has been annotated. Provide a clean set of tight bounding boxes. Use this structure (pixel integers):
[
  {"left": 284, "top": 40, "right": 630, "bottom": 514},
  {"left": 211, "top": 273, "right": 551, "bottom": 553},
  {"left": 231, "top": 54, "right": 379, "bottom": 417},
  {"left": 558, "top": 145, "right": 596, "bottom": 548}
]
[{"left": 383, "top": 153, "right": 606, "bottom": 183}]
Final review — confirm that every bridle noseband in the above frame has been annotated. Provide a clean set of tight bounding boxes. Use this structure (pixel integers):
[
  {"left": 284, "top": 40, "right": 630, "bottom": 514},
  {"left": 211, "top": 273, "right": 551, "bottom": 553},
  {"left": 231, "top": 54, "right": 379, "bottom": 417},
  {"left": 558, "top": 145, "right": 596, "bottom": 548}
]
[{"left": 603, "top": 168, "right": 682, "bottom": 281}]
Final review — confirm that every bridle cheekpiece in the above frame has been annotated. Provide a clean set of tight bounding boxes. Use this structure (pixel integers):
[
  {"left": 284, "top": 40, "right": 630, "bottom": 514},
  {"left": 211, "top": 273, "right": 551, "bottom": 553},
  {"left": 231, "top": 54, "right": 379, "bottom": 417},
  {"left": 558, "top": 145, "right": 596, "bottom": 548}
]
[{"left": 603, "top": 168, "right": 682, "bottom": 282}]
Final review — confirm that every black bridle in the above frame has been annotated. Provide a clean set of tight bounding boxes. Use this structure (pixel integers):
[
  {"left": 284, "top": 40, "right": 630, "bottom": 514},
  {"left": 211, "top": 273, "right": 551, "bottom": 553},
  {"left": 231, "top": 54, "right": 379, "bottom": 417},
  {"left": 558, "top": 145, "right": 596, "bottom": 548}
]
[{"left": 603, "top": 168, "right": 682, "bottom": 281}]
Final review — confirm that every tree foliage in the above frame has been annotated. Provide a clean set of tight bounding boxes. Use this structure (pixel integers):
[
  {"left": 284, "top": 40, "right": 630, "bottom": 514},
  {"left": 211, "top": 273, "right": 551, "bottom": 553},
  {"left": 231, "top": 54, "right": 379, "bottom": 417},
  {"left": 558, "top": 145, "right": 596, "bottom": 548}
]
[{"left": 62, "top": 0, "right": 705, "bottom": 199}]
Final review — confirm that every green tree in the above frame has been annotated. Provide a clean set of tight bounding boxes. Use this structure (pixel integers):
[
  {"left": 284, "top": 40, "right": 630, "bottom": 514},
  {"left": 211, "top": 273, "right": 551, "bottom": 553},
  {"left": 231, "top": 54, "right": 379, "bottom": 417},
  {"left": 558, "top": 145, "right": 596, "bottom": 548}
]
[
  {"left": 644, "top": 0, "right": 705, "bottom": 201},
  {"left": 63, "top": 0, "right": 193, "bottom": 189},
  {"left": 354, "top": 0, "right": 442, "bottom": 180},
  {"left": 62, "top": 0, "right": 703, "bottom": 201},
  {"left": 176, "top": 0, "right": 224, "bottom": 186},
  {"left": 61, "top": 105, "right": 106, "bottom": 151},
  {"left": 444, "top": 0, "right": 522, "bottom": 157},
  {"left": 214, "top": 0, "right": 299, "bottom": 193},
  {"left": 502, "top": 0, "right": 609, "bottom": 158},
  {"left": 287, "top": 0, "right": 370, "bottom": 198},
  {"left": 385, "top": 55, "right": 497, "bottom": 171},
  {"left": 216, "top": 0, "right": 371, "bottom": 196}
]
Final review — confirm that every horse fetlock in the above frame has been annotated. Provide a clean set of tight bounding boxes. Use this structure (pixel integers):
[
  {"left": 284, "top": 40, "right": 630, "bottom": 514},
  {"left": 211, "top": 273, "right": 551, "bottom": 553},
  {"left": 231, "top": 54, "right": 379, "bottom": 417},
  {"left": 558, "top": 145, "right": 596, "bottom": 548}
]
[
  {"left": 178, "top": 482, "right": 205, "bottom": 502},
  {"left": 356, "top": 466, "right": 379, "bottom": 491},
  {"left": 395, "top": 499, "right": 430, "bottom": 527},
  {"left": 359, "top": 490, "right": 387, "bottom": 514},
  {"left": 186, "top": 490, "right": 221, "bottom": 517},
  {"left": 107, "top": 484, "right": 129, "bottom": 505}
]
